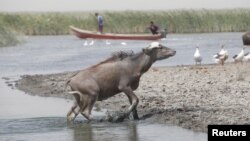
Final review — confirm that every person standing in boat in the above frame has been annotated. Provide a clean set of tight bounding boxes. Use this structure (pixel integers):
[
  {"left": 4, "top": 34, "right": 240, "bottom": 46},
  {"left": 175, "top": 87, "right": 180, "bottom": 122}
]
[
  {"left": 95, "top": 13, "right": 104, "bottom": 34},
  {"left": 148, "top": 21, "right": 159, "bottom": 35}
]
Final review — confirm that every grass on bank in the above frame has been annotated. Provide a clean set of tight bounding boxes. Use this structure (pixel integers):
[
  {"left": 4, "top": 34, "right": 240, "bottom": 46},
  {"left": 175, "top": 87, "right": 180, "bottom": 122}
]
[
  {"left": 0, "top": 23, "right": 23, "bottom": 47},
  {"left": 0, "top": 9, "right": 250, "bottom": 45}
]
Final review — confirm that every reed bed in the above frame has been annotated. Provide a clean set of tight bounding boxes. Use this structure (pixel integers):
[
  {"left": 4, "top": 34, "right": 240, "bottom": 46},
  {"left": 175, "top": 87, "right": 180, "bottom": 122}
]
[
  {"left": 0, "top": 21, "right": 23, "bottom": 47},
  {"left": 0, "top": 9, "right": 250, "bottom": 36}
]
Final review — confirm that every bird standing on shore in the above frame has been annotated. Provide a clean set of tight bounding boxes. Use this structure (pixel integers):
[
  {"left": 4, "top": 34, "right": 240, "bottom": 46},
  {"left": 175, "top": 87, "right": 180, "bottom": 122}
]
[
  {"left": 213, "top": 45, "right": 228, "bottom": 65},
  {"left": 243, "top": 52, "right": 250, "bottom": 62},
  {"left": 194, "top": 45, "right": 202, "bottom": 65},
  {"left": 232, "top": 47, "right": 245, "bottom": 64}
]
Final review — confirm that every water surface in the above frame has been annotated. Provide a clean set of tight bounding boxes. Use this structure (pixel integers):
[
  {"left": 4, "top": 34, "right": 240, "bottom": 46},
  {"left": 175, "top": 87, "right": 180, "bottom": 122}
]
[{"left": 0, "top": 32, "right": 247, "bottom": 76}]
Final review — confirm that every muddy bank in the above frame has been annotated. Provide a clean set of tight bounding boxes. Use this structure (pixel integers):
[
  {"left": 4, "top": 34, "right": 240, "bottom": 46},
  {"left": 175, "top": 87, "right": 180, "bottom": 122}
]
[{"left": 13, "top": 63, "right": 250, "bottom": 132}]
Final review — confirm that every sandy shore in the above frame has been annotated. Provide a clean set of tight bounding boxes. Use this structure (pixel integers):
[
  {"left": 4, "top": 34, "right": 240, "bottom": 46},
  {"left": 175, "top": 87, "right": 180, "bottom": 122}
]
[{"left": 12, "top": 63, "right": 250, "bottom": 132}]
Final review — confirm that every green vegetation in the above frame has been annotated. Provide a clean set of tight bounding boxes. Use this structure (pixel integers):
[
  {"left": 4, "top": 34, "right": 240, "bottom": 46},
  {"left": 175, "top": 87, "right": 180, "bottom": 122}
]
[
  {"left": 0, "top": 22, "right": 23, "bottom": 47},
  {"left": 0, "top": 9, "right": 250, "bottom": 36}
]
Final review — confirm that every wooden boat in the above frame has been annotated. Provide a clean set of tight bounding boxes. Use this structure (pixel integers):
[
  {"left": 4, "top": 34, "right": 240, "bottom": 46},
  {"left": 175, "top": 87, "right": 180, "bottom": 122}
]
[{"left": 70, "top": 26, "right": 166, "bottom": 40}]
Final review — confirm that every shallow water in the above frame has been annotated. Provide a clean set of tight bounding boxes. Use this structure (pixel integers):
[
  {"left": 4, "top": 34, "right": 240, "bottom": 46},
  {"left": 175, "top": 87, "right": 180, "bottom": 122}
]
[
  {"left": 1, "top": 32, "right": 246, "bottom": 141},
  {"left": 0, "top": 32, "right": 248, "bottom": 76},
  {"left": 0, "top": 118, "right": 206, "bottom": 141}
]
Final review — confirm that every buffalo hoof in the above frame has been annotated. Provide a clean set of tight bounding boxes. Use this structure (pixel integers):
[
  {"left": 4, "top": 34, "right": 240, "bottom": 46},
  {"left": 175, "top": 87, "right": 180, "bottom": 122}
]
[
  {"left": 67, "top": 112, "right": 77, "bottom": 122},
  {"left": 106, "top": 112, "right": 128, "bottom": 123},
  {"left": 113, "top": 113, "right": 127, "bottom": 122},
  {"left": 132, "top": 110, "right": 139, "bottom": 120}
]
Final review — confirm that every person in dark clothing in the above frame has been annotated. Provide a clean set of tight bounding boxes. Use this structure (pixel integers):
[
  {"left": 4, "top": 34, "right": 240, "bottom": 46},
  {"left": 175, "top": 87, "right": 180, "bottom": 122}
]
[
  {"left": 148, "top": 21, "right": 159, "bottom": 35},
  {"left": 95, "top": 13, "right": 104, "bottom": 33}
]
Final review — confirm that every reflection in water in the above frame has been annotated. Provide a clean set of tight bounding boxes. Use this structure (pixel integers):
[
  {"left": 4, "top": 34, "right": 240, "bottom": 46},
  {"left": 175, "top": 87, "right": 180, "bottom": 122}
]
[
  {"left": 128, "top": 122, "right": 138, "bottom": 141},
  {"left": 73, "top": 123, "right": 94, "bottom": 141},
  {"left": 71, "top": 121, "right": 140, "bottom": 141},
  {"left": 0, "top": 117, "right": 206, "bottom": 141},
  {"left": 69, "top": 120, "right": 206, "bottom": 141}
]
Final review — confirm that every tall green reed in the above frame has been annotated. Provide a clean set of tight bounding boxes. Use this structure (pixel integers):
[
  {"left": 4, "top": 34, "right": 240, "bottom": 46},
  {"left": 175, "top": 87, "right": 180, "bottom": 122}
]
[
  {"left": 0, "top": 9, "right": 250, "bottom": 36},
  {"left": 0, "top": 20, "right": 23, "bottom": 47}
]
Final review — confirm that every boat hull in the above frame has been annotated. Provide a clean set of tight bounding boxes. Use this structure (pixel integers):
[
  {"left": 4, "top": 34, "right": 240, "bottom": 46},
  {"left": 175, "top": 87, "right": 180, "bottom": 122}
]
[{"left": 70, "top": 26, "right": 163, "bottom": 40}]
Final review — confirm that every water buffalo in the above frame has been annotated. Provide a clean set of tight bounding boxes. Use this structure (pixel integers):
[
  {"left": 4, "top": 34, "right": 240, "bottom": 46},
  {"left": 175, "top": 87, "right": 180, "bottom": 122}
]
[
  {"left": 66, "top": 42, "right": 176, "bottom": 121},
  {"left": 242, "top": 31, "right": 250, "bottom": 45}
]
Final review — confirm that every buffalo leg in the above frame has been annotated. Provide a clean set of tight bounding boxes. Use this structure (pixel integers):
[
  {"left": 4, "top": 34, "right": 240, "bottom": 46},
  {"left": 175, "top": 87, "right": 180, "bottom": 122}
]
[
  {"left": 119, "top": 86, "right": 139, "bottom": 120},
  {"left": 126, "top": 92, "right": 139, "bottom": 120},
  {"left": 67, "top": 91, "right": 84, "bottom": 121},
  {"left": 132, "top": 109, "right": 139, "bottom": 120},
  {"left": 81, "top": 97, "right": 91, "bottom": 120},
  {"left": 81, "top": 93, "right": 98, "bottom": 120},
  {"left": 67, "top": 101, "right": 81, "bottom": 121}
]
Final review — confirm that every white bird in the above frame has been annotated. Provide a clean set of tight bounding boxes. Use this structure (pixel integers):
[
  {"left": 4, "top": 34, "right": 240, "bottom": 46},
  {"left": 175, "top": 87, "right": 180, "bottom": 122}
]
[
  {"left": 89, "top": 40, "right": 94, "bottom": 46},
  {"left": 213, "top": 45, "right": 228, "bottom": 65},
  {"left": 83, "top": 40, "right": 88, "bottom": 46},
  {"left": 105, "top": 40, "right": 111, "bottom": 45},
  {"left": 232, "top": 47, "right": 245, "bottom": 63},
  {"left": 194, "top": 45, "right": 202, "bottom": 65},
  {"left": 121, "top": 42, "right": 127, "bottom": 45},
  {"left": 243, "top": 52, "right": 250, "bottom": 62}
]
